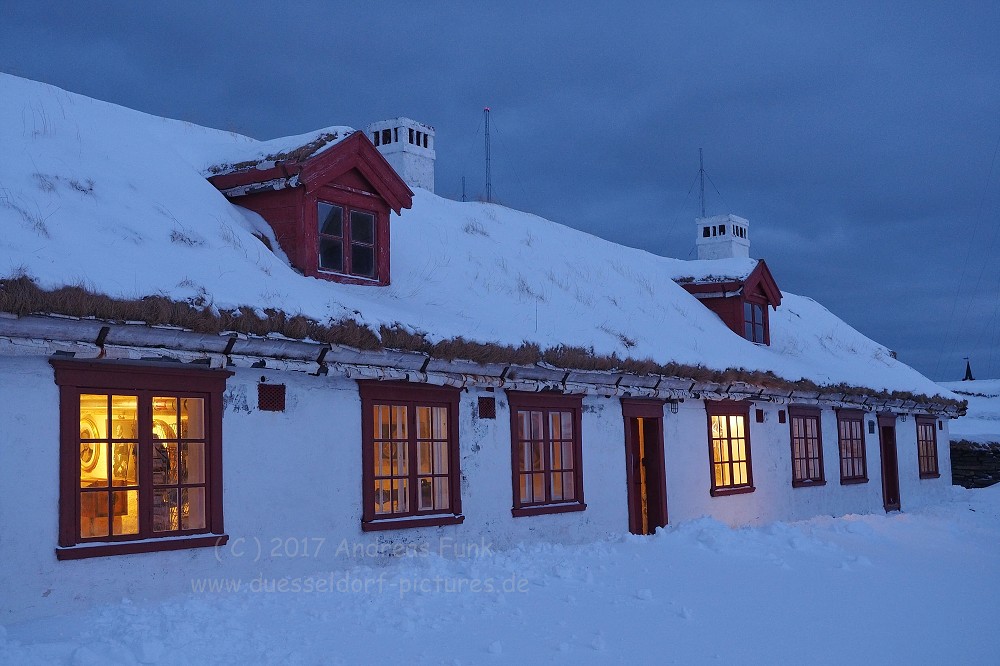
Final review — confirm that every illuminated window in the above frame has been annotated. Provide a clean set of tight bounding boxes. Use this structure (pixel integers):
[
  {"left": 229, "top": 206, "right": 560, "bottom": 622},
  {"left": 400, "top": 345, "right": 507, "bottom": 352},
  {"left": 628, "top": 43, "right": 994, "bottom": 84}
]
[
  {"left": 789, "top": 406, "right": 825, "bottom": 487},
  {"left": 916, "top": 417, "right": 940, "bottom": 478},
  {"left": 507, "top": 392, "right": 586, "bottom": 516},
  {"left": 836, "top": 410, "right": 868, "bottom": 484},
  {"left": 359, "top": 382, "right": 463, "bottom": 531},
  {"left": 706, "top": 401, "right": 754, "bottom": 496},
  {"left": 743, "top": 300, "right": 766, "bottom": 344},
  {"left": 52, "top": 360, "right": 230, "bottom": 559},
  {"left": 317, "top": 201, "right": 378, "bottom": 279}
]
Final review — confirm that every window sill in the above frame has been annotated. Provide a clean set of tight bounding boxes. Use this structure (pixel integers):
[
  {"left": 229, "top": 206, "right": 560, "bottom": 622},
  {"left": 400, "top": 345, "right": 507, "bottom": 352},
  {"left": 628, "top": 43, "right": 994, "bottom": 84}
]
[
  {"left": 792, "top": 480, "right": 827, "bottom": 488},
  {"left": 56, "top": 534, "right": 228, "bottom": 561},
  {"left": 840, "top": 477, "right": 869, "bottom": 485},
  {"left": 361, "top": 514, "right": 464, "bottom": 532},
  {"left": 709, "top": 485, "right": 755, "bottom": 497},
  {"left": 512, "top": 502, "right": 587, "bottom": 518},
  {"left": 919, "top": 472, "right": 941, "bottom": 479}
]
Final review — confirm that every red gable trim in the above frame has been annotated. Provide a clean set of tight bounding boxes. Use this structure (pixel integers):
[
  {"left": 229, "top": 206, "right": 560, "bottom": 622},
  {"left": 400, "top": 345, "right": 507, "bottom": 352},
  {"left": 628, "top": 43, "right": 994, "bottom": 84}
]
[
  {"left": 207, "top": 131, "right": 413, "bottom": 214},
  {"left": 745, "top": 259, "right": 782, "bottom": 307}
]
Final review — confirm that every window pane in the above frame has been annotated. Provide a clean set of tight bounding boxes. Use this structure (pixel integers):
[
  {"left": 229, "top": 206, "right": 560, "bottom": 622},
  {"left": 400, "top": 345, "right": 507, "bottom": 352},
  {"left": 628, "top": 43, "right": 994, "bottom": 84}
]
[
  {"left": 80, "top": 443, "right": 108, "bottom": 487},
  {"left": 351, "top": 211, "right": 375, "bottom": 244},
  {"left": 112, "top": 490, "right": 139, "bottom": 535},
  {"left": 731, "top": 415, "right": 744, "bottom": 439},
  {"left": 153, "top": 488, "right": 179, "bottom": 532},
  {"left": 434, "top": 407, "right": 448, "bottom": 439},
  {"left": 80, "top": 491, "right": 110, "bottom": 538},
  {"left": 80, "top": 394, "right": 108, "bottom": 439},
  {"left": 351, "top": 244, "right": 375, "bottom": 277},
  {"left": 532, "top": 442, "right": 544, "bottom": 472},
  {"left": 153, "top": 442, "right": 178, "bottom": 485},
  {"left": 319, "top": 238, "right": 343, "bottom": 271},
  {"left": 153, "top": 396, "right": 178, "bottom": 435},
  {"left": 434, "top": 479, "right": 450, "bottom": 510},
  {"left": 392, "top": 406, "right": 407, "bottom": 440},
  {"left": 110, "top": 395, "right": 138, "bottom": 439},
  {"left": 530, "top": 411, "right": 543, "bottom": 439},
  {"left": 561, "top": 412, "right": 573, "bottom": 439},
  {"left": 551, "top": 470, "right": 563, "bottom": 500},
  {"left": 394, "top": 442, "right": 408, "bottom": 476},
  {"left": 417, "top": 406, "right": 431, "bottom": 440},
  {"left": 532, "top": 473, "right": 545, "bottom": 502},
  {"left": 563, "top": 473, "right": 575, "bottom": 500},
  {"left": 550, "top": 412, "right": 562, "bottom": 440},
  {"left": 318, "top": 203, "right": 343, "bottom": 237},
  {"left": 754, "top": 323, "right": 765, "bottom": 343},
  {"left": 375, "top": 405, "right": 389, "bottom": 439},
  {"left": 520, "top": 474, "right": 531, "bottom": 503},
  {"left": 181, "top": 398, "right": 205, "bottom": 439},
  {"left": 182, "top": 487, "right": 206, "bottom": 530},
  {"left": 517, "top": 411, "right": 529, "bottom": 440},
  {"left": 520, "top": 442, "right": 531, "bottom": 472},
  {"left": 562, "top": 440, "right": 574, "bottom": 469},
  {"left": 550, "top": 440, "right": 561, "bottom": 469},
  {"left": 434, "top": 440, "right": 448, "bottom": 474},
  {"left": 111, "top": 442, "right": 138, "bottom": 486},
  {"left": 744, "top": 301, "right": 752, "bottom": 322},
  {"left": 419, "top": 477, "right": 433, "bottom": 510},
  {"left": 418, "top": 441, "right": 432, "bottom": 475},
  {"left": 181, "top": 442, "right": 205, "bottom": 484},
  {"left": 395, "top": 480, "right": 409, "bottom": 513}
]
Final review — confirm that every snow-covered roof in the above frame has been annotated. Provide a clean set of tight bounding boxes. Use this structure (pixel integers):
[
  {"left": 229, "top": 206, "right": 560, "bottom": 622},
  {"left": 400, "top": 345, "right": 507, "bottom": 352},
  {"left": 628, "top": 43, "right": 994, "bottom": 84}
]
[
  {"left": 938, "top": 380, "right": 1000, "bottom": 443},
  {"left": 668, "top": 257, "right": 758, "bottom": 284},
  {"left": 0, "top": 73, "right": 958, "bottom": 405}
]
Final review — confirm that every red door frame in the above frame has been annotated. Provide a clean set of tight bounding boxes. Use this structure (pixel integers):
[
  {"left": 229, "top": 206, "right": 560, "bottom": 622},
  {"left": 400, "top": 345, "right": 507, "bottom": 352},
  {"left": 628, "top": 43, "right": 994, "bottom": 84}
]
[
  {"left": 621, "top": 399, "right": 668, "bottom": 535},
  {"left": 877, "top": 413, "right": 901, "bottom": 512}
]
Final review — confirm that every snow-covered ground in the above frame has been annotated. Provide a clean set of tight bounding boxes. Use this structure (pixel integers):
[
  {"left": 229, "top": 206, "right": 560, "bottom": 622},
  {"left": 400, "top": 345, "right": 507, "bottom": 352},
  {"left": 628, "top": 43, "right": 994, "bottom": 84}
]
[
  {"left": 940, "top": 379, "right": 1000, "bottom": 445},
  {"left": 3, "top": 486, "right": 998, "bottom": 665}
]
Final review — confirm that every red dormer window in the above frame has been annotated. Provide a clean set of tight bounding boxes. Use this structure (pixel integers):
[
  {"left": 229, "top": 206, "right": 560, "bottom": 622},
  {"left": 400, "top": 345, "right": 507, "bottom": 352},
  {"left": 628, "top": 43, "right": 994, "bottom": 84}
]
[
  {"left": 677, "top": 259, "right": 781, "bottom": 346},
  {"left": 207, "top": 131, "right": 412, "bottom": 287}
]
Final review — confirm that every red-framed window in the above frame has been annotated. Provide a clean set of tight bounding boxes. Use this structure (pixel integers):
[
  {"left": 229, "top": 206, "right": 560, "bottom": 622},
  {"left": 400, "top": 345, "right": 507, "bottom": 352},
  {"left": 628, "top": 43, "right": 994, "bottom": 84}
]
[
  {"left": 705, "top": 400, "right": 754, "bottom": 496},
  {"left": 743, "top": 299, "right": 767, "bottom": 344},
  {"left": 52, "top": 360, "right": 230, "bottom": 560},
  {"left": 359, "top": 382, "right": 463, "bottom": 531},
  {"left": 916, "top": 417, "right": 940, "bottom": 478},
  {"left": 836, "top": 409, "right": 868, "bottom": 484},
  {"left": 507, "top": 392, "right": 586, "bottom": 517},
  {"left": 317, "top": 201, "right": 378, "bottom": 280},
  {"left": 789, "top": 406, "right": 825, "bottom": 487}
]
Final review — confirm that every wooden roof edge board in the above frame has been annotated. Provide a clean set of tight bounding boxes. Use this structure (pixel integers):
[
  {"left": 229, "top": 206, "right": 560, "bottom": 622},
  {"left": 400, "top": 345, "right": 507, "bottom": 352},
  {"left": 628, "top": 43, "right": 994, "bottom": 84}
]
[{"left": 0, "top": 313, "right": 965, "bottom": 413}]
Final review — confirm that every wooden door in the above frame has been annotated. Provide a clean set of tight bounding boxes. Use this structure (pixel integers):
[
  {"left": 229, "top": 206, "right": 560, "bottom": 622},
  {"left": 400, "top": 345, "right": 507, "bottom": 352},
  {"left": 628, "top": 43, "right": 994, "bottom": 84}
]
[
  {"left": 878, "top": 414, "right": 901, "bottom": 512},
  {"left": 622, "top": 400, "right": 668, "bottom": 535}
]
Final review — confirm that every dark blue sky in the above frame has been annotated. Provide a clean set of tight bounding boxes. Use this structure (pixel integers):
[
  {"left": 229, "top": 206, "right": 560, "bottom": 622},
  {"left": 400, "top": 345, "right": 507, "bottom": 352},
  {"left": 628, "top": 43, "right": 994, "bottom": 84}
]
[{"left": 2, "top": 1, "right": 997, "bottom": 381}]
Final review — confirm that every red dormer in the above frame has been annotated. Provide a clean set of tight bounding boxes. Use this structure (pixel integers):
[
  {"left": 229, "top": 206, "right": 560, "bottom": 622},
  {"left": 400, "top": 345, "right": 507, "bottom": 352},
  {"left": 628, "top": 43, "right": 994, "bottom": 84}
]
[
  {"left": 208, "top": 131, "right": 413, "bottom": 286},
  {"left": 677, "top": 259, "right": 782, "bottom": 345}
]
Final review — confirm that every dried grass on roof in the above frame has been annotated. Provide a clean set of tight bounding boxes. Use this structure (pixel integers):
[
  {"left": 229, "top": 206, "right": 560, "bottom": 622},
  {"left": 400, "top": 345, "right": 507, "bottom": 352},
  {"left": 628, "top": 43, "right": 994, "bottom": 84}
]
[
  {"left": 0, "top": 277, "right": 965, "bottom": 411},
  {"left": 206, "top": 132, "right": 341, "bottom": 176}
]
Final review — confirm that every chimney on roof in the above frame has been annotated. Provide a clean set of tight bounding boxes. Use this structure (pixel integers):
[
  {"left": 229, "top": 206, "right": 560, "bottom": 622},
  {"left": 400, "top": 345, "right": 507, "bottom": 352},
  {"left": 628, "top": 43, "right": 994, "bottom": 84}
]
[
  {"left": 696, "top": 214, "right": 750, "bottom": 260},
  {"left": 365, "top": 117, "right": 435, "bottom": 193}
]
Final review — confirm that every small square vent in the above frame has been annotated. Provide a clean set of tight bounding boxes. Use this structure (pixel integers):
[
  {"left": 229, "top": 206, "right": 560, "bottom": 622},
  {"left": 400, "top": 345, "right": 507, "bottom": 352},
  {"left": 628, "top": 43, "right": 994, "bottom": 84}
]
[
  {"left": 778, "top": 410, "right": 786, "bottom": 424},
  {"left": 258, "top": 383, "right": 286, "bottom": 412},
  {"left": 478, "top": 396, "right": 496, "bottom": 419}
]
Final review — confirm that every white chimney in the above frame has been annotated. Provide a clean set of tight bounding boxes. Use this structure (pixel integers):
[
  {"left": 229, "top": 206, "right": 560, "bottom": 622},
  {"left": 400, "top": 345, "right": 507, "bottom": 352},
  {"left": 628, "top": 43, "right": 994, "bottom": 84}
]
[
  {"left": 696, "top": 214, "right": 750, "bottom": 260},
  {"left": 364, "top": 117, "right": 435, "bottom": 193}
]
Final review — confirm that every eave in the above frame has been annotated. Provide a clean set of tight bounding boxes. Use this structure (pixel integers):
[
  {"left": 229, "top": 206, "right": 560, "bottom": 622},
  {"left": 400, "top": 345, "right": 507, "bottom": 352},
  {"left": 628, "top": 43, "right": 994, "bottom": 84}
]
[{"left": 0, "top": 312, "right": 966, "bottom": 417}]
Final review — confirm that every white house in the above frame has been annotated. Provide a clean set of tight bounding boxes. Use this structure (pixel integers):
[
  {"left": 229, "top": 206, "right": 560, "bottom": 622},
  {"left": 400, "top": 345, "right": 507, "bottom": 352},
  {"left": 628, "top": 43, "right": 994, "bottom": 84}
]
[{"left": 0, "top": 74, "right": 964, "bottom": 622}]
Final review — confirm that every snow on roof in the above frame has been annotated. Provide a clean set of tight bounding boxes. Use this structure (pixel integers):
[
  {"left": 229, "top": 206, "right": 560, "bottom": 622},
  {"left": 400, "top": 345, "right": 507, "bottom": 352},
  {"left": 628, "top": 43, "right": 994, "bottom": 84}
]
[
  {"left": 0, "top": 73, "right": 955, "bottom": 402},
  {"left": 938, "top": 380, "right": 1000, "bottom": 442},
  {"left": 202, "top": 126, "right": 353, "bottom": 177},
  {"left": 667, "top": 257, "right": 758, "bottom": 284}
]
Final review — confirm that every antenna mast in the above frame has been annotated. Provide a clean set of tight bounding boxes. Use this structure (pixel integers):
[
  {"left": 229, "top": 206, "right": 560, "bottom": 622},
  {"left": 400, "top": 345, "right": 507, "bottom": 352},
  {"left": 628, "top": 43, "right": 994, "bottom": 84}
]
[
  {"left": 699, "top": 147, "right": 706, "bottom": 218},
  {"left": 484, "top": 107, "right": 492, "bottom": 203},
  {"left": 461, "top": 176, "right": 466, "bottom": 202}
]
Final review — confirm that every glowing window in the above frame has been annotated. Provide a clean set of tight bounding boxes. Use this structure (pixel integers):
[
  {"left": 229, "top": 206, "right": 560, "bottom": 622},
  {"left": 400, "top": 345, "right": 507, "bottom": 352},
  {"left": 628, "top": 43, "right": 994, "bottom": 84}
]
[
  {"left": 53, "top": 361, "right": 229, "bottom": 559},
  {"left": 706, "top": 401, "right": 754, "bottom": 496},
  {"left": 789, "top": 407, "right": 825, "bottom": 487},
  {"left": 508, "top": 392, "right": 586, "bottom": 516},
  {"left": 360, "top": 382, "right": 463, "bottom": 531}
]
